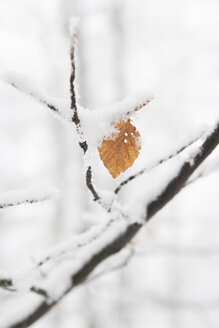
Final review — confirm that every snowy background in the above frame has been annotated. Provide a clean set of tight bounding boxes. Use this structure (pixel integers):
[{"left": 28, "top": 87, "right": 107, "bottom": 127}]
[{"left": 0, "top": 0, "right": 219, "bottom": 327}]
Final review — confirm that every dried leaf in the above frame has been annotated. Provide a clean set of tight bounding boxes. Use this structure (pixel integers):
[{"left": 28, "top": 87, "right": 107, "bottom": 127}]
[{"left": 98, "top": 119, "right": 141, "bottom": 178}]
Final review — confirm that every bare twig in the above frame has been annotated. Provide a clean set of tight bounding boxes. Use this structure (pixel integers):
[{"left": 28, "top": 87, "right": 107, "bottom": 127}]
[
  {"left": 70, "top": 35, "right": 78, "bottom": 121},
  {"left": 86, "top": 166, "right": 100, "bottom": 201},
  {"left": 0, "top": 277, "right": 15, "bottom": 292},
  {"left": 30, "top": 287, "right": 49, "bottom": 299},
  {"left": 0, "top": 276, "right": 49, "bottom": 297},
  {"left": 37, "top": 218, "right": 115, "bottom": 269},
  {"left": 8, "top": 82, "right": 61, "bottom": 115},
  {"left": 127, "top": 96, "right": 153, "bottom": 115},
  {"left": 0, "top": 197, "right": 51, "bottom": 210},
  {"left": 115, "top": 132, "right": 204, "bottom": 194},
  {"left": 0, "top": 187, "right": 59, "bottom": 210},
  {"left": 69, "top": 22, "right": 101, "bottom": 205},
  {"left": 0, "top": 276, "right": 17, "bottom": 293},
  {"left": 69, "top": 22, "right": 88, "bottom": 154}
]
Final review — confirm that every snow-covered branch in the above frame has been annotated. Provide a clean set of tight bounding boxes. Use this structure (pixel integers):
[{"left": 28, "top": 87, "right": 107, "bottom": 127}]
[
  {"left": 0, "top": 277, "right": 13, "bottom": 291},
  {"left": 146, "top": 121, "right": 218, "bottom": 220},
  {"left": 69, "top": 17, "right": 88, "bottom": 154},
  {"left": 69, "top": 19, "right": 104, "bottom": 208},
  {"left": 115, "top": 129, "right": 205, "bottom": 194},
  {"left": 6, "top": 121, "right": 219, "bottom": 328},
  {"left": 0, "top": 74, "right": 67, "bottom": 120},
  {"left": 185, "top": 152, "right": 219, "bottom": 187},
  {"left": 87, "top": 246, "right": 135, "bottom": 282},
  {"left": 86, "top": 166, "right": 100, "bottom": 201},
  {"left": 0, "top": 186, "right": 59, "bottom": 210}
]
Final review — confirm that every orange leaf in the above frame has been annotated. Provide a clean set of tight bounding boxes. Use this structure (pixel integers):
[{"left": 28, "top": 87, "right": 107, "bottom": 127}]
[{"left": 98, "top": 119, "right": 141, "bottom": 178}]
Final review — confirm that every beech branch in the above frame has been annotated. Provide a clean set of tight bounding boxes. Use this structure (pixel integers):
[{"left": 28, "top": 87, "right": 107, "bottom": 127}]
[
  {"left": 125, "top": 96, "right": 153, "bottom": 117},
  {"left": 115, "top": 131, "right": 205, "bottom": 194},
  {"left": 86, "top": 166, "right": 100, "bottom": 201},
  {"left": 0, "top": 197, "right": 51, "bottom": 210},
  {"left": 0, "top": 188, "right": 59, "bottom": 210},
  {"left": 5, "top": 81, "right": 61, "bottom": 116},
  {"left": 0, "top": 276, "right": 48, "bottom": 296},
  {"left": 7, "top": 122, "right": 218, "bottom": 328},
  {"left": 185, "top": 156, "right": 219, "bottom": 188},
  {"left": 69, "top": 22, "right": 101, "bottom": 203},
  {"left": 0, "top": 277, "right": 14, "bottom": 291},
  {"left": 88, "top": 246, "right": 134, "bottom": 282},
  {"left": 69, "top": 22, "right": 88, "bottom": 154}
]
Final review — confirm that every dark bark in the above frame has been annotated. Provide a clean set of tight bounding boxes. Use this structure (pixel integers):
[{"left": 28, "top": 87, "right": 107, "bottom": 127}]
[{"left": 86, "top": 166, "right": 100, "bottom": 201}]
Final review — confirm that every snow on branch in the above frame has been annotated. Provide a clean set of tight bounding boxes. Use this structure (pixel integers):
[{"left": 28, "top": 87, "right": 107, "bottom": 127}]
[
  {"left": 90, "top": 93, "right": 154, "bottom": 126},
  {"left": 0, "top": 186, "right": 60, "bottom": 210},
  {"left": 0, "top": 274, "right": 48, "bottom": 296},
  {"left": 86, "top": 166, "right": 100, "bottom": 201},
  {"left": 68, "top": 17, "right": 104, "bottom": 209},
  {"left": 185, "top": 151, "right": 219, "bottom": 187},
  {"left": 5, "top": 121, "right": 219, "bottom": 328},
  {"left": 78, "top": 93, "right": 153, "bottom": 205},
  {"left": 106, "top": 93, "right": 153, "bottom": 120},
  {"left": 0, "top": 276, "right": 13, "bottom": 291},
  {"left": 88, "top": 246, "right": 134, "bottom": 282},
  {"left": 69, "top": 16, "right": 79, "bottom": 115},
  {"left": 68, "top": 17, "right": 153, "bottom": 206},
  {"left": 146, "top": 121, "right": 219, "bottom": 220},
  {"left": 0, "top": 73, "right": 69, "bottom": 121},
  {"left": 0, "top": 271, "right": 19, "bottom": 293},
  {"left": 69, "top": 17, "right": 88, "bottom": 153},
  {"left": 79, "top": 93, "right": 153, "bottom": 151},
  {"left": 114, "top": 127, "right": 206, "bottom": 194}
]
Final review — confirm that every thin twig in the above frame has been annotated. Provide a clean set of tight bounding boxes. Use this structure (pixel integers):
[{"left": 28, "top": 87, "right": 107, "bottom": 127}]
[
  {"left": 0, "top": 197, "right": 52, "bottom": 210},
  {"left": 37, "top": 219, "right": 115, "bottom": 269},
  {"left": 86, "top": 166, "right": 100, "bottom": 201},
  {"left": 0, "top": 277, "right": 16, "bottom": 292},
  {"left": 0, "top": 277, "right": 48, "bottom": 296},
  {"left": 115, "top": 132, "right": 204, "bottom": 194},
  {"left": 0, "top": 278, "right": 12, "bottom": 288},
  {"left": 69, "top": 24, "right": 88, "bottom": 154},
  {"left": 69, "top": 23, "right": 100, "bottom": 205},
  {"left": 127, "top": 96, "right": 153, "bottom": 116},
  {"left": 70, "top": 35, "right": 78, "bottom": 121},
  {"left": 30, "top": 286, "right": 49, "bottom": 299},
  {"left": 9, "top": 82, "right": 61, "bottom": 115}
]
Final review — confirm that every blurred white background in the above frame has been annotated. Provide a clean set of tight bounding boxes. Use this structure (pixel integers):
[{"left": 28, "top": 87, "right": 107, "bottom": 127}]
[{"left": 0, "top": 0, "right": 219, "bottom": 327}]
